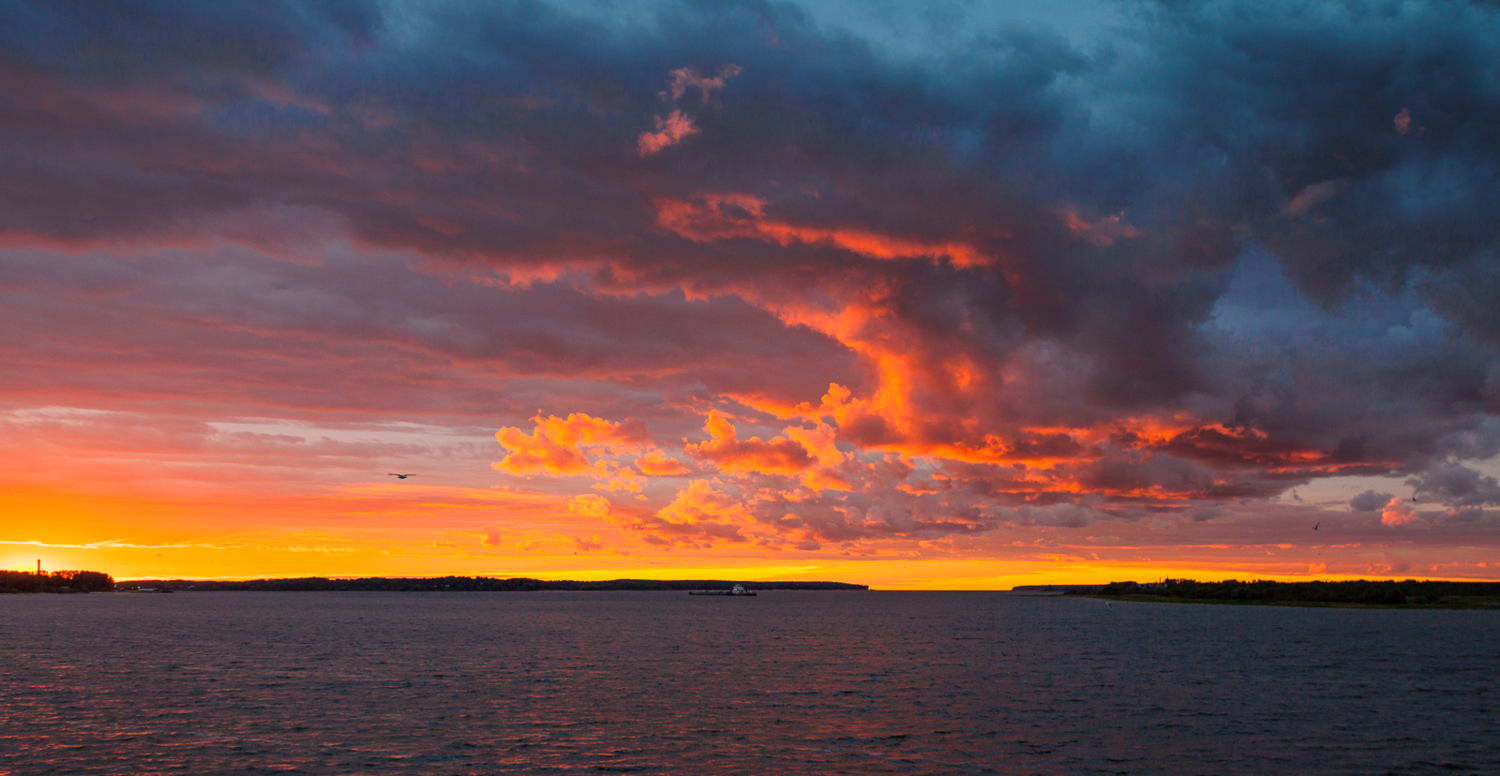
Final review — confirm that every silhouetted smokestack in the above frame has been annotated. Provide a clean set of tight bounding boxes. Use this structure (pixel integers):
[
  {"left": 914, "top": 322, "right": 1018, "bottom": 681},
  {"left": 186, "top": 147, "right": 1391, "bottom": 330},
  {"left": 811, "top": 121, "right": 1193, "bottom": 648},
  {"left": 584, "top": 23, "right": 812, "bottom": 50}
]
[{"left": 37, "top": 559, "right": 42, "bottom": 575}]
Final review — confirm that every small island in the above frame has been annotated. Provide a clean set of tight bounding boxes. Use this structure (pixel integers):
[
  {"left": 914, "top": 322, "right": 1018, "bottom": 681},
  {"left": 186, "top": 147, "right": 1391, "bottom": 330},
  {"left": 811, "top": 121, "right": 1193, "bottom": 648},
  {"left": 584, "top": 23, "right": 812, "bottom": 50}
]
[{"left": 1065, "top": 578, "right": 1500, "bottom": 608}]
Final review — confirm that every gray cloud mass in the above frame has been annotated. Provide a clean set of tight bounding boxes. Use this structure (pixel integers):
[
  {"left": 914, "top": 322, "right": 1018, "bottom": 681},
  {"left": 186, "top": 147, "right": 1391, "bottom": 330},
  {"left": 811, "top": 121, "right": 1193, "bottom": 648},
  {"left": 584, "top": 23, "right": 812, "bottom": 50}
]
[{"left": 1, "top": 0, "right": 1497, "bottom": 529}]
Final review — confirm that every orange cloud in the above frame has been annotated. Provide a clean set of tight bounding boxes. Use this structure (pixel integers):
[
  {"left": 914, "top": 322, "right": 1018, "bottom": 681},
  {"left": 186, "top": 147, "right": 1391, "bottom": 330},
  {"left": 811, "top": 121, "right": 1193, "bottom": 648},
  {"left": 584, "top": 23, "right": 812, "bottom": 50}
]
[
  {"left": 782, "top": 420, "right": 850, "bottom": 491},
  {"left": 643, "top": 479, "right": 755, "bottom": 546},
  {"left": 685, "top": 410, "right": 813, "bottom": 476},
  {"left": 638, "top": 110, "right": 698, "bottom": 155},
  {"left": 568, "top": 493, "right": 611, "bottom": 518},
  {"left": 1063, "top": 209, "right": 1140, "bottom": 247},
  {"left": 591, "top": 459, "right": 644, "bottom": 492},
  {"left": 656, "top": 194, "right": 989, "bottom": 267},
  {"left": 656, "top": 479, "right": 747, "bottom": 522},
  {"left": 495, "top": 413, "right": 648, "bottom": 475},
  {"left": 1381, "top": 497, "right": 1419, "bottom": 526},
  {"left": 666, "top": 64, "right": 742, "bottom": 102},
  {"left": 589, "top": 479, "right": 759, "bottom": 548},
  {"left": 634, "top": 450, "right": 694, "bottom": 476}
]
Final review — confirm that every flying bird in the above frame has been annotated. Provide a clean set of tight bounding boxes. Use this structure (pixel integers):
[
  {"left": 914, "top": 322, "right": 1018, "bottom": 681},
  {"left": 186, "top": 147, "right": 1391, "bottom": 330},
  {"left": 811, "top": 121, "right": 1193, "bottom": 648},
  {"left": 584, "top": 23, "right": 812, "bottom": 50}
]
[
  {"left": 1313, "top": 522, "right": 1320, "bottom": 530},
  {"left": 389, "top": 473, "right": 414, "bottom": 479},
  {"left": 1105, "top": 601, "right": 1113, "bottom": 609}
]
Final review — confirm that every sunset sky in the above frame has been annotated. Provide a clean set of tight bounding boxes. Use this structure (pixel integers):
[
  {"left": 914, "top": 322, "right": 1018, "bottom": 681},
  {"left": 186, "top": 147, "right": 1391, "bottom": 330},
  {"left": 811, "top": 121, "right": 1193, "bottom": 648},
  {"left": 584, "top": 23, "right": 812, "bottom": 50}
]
[{"left": 3, "top": 0, "right": 1499, "bottom": 588}]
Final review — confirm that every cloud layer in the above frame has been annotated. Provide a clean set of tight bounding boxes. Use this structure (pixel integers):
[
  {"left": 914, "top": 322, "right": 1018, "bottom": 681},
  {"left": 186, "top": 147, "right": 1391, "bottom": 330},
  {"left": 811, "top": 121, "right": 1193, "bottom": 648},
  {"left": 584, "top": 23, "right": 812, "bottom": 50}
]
[{"left": 2, "top": 0, "right": 1498, "bottom": 575}]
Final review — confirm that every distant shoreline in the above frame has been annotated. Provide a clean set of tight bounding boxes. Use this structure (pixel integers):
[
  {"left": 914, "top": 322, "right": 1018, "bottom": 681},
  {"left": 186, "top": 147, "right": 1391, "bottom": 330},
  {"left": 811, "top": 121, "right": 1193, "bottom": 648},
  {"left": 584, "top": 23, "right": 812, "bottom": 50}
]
[
  {"left": 1066, "top": 593, "right": 1500, "bottom": 609},
  {"left": 112, "top": 577, "right": 869, "bottom": 593},
  {"left": 1062, "top": 579, "right": 1500, "bottom": 609},
  {"left": 1, "top": 570, "right": 113, "bottom": 594}
]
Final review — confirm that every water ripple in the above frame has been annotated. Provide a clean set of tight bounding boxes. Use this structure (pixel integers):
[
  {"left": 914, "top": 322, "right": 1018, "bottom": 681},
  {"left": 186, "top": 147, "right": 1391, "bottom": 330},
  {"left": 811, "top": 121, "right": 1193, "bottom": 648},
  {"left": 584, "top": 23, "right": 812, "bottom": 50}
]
[{"left": 1, "top": 592, "right": 1496, "bottom": 774}]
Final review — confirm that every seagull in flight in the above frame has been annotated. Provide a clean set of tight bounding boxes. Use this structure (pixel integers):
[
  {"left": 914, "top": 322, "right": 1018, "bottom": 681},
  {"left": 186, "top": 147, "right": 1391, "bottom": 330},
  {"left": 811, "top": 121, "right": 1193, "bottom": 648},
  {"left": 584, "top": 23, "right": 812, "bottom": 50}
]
[
  {"left": 1313, "top": 522, "right": 1320, "bottom": 531},
  {"left": 389, "top": 473, "right": 415, "bottom": 479},
  {"left": 1105, "top": 601, "right": 1113, "bottom": 610}
]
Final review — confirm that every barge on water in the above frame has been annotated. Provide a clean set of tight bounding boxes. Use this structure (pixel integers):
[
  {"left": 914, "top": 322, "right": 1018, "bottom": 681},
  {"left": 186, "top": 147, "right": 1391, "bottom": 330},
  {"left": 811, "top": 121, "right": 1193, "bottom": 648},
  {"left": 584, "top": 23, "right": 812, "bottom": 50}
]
[{"left": 689, "top": 584, "right": 757, "bottom": 596}]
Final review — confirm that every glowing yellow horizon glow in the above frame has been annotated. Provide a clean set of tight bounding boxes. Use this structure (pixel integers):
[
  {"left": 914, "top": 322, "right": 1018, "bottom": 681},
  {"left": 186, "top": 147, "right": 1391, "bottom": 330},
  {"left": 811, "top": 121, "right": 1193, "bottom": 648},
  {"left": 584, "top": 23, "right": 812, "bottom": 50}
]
[{"left": 7, "top": 483, "right": 1495, "bottom": 589}]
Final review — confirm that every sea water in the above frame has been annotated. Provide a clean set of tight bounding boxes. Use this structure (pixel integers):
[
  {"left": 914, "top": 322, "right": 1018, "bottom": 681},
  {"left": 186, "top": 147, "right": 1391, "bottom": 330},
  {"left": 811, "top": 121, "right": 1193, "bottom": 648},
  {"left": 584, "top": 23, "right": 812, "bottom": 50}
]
[{"left": 2, "top": 591, "right": 1495, "bottom": 774}]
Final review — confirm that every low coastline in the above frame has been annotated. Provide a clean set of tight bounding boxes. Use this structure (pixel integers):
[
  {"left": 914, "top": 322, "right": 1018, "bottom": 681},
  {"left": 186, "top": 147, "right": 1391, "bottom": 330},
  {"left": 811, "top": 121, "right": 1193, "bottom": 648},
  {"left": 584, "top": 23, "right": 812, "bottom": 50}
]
[
  {"left": 11, "top": 571, "right": 1500, "bottom": 606},
  {"left": 1063, "top": 578, "right": 1500, "bottom": 609},
  {"left": 4, "top": 570, "right": 868, "bottom": 594},
  {"left": 1, "top": 570, "right": 114, "bottom": 594},
  {"left": 112, "top": 576, "right": 868, "bottom": 593}
]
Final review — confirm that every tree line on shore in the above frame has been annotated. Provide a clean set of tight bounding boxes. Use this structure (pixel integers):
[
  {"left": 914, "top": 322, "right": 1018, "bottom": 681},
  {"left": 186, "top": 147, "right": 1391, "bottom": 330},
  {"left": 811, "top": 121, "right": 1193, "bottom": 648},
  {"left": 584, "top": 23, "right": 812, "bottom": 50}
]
[
  {"left": 1070, "top": 578, "right": 1500, "bottom": 605},
  {"left": 121, "top": 576, "right": 869, "bottom": 592},
  {"left": 1, "top": 570, "right": 114, "bottom": 593}
]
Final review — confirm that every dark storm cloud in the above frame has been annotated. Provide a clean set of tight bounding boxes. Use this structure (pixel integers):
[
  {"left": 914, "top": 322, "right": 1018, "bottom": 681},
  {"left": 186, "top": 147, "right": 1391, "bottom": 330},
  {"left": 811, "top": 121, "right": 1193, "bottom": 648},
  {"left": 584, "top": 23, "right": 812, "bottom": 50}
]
[
  {"left": 1408, "top": 463, "right": 1500, "bottom": 508},
  {"left": 2, "top": 0, "right": 1498, "bottom": 526},
  {"left": 1351, "top": 489, "right": 1394, "bottom": 513}
]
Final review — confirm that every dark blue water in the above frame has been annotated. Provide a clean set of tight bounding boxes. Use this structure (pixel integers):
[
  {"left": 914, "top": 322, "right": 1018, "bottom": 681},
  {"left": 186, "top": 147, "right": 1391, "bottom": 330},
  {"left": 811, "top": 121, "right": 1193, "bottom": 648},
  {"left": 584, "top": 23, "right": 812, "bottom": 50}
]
[{"left": 2, "top": 592, "right": 1495, "bottom": 774}]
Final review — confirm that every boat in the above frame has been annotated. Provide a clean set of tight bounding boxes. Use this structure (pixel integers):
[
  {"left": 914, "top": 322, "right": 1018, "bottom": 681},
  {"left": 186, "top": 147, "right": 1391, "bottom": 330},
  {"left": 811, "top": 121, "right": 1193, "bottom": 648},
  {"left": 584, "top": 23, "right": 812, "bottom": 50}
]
[{"left": 688, "top": 584, "right": 756, "bottom": 596}]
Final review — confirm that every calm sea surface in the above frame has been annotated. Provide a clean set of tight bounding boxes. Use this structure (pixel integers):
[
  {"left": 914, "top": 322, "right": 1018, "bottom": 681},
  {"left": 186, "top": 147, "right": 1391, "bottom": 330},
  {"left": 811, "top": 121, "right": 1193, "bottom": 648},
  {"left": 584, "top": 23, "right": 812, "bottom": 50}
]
[{"left": 2, "top": 592, "right": 1495, "bottom": 775}]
